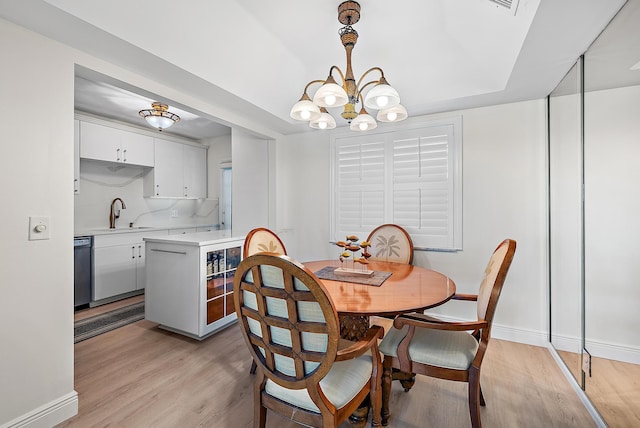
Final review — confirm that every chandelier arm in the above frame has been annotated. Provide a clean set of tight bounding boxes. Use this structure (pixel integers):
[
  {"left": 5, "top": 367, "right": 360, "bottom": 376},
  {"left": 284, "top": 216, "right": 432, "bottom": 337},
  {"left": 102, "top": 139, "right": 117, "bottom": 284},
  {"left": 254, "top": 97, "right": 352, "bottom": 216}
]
[
  {"left": 355, "top": 67, "right": 385, "bottom": 94},
  {"left": 329, "top": 65, "right": 347, "bottom": 85},
  {"left": 303, "top": 79, "right": 328, "bottom": 94},
  {"left": 355, "top": 80, "right": 380, "bottom": 103}
]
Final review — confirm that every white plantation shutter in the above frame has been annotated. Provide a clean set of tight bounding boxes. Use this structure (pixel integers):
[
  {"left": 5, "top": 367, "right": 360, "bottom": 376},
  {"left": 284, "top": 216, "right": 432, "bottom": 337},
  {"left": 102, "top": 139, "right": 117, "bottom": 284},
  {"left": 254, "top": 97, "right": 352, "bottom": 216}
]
[{"left": 331, "top": 118, "right": 462, "bottom": 250}]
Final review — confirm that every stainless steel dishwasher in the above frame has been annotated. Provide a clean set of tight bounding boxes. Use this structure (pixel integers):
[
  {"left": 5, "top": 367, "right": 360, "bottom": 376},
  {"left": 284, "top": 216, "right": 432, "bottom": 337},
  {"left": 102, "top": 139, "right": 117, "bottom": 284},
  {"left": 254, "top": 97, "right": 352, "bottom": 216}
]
[{"left": 74, "top": 236, "right": 93, "bottom": 309}]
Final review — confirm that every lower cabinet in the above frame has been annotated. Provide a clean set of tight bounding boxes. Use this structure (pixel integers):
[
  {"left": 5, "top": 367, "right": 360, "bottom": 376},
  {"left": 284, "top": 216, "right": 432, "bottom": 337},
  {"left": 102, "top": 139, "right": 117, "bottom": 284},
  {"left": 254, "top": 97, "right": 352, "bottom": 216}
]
[
  {"left": 93, "top": 230, "right": 165, "bottom": 303},
  {"left": 144, "top": 234, "right": 243, "bottom": 339}
]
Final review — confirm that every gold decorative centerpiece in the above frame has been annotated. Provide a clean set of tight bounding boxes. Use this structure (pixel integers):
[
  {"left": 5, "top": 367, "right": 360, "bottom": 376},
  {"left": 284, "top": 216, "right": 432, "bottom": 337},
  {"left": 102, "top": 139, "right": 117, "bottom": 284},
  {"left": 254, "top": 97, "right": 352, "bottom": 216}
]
[{"left": 335, "top": 235, "right": 374, "bottom": 277}]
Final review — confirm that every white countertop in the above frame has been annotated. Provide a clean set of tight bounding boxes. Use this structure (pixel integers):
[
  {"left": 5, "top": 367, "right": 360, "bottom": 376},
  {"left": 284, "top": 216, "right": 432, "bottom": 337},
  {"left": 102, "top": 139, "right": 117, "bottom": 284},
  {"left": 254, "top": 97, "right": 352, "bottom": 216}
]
[
  {"left": 143, "top": 229, "right": 243, "bottom": 246},
  {"left": 74, "top": 224, "right": 218, "bottom": 237}
]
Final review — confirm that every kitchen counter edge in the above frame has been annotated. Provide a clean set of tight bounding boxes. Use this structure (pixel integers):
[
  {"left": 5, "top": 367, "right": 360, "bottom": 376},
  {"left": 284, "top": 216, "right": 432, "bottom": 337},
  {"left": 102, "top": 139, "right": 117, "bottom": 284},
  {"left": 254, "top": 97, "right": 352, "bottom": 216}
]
[
  {"left": 74, "top": 224, "right": 219, "bottom": 237},
  {"left": 143, "top": 230, "right": 243, "bottom": 247}
]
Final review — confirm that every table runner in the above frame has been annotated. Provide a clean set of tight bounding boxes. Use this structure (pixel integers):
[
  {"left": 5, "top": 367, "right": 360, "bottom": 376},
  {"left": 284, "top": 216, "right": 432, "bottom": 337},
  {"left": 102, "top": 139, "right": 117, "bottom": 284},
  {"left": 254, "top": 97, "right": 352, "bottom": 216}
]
[{"left": 313, "top": 266, "right": 392, "bottom": 287}]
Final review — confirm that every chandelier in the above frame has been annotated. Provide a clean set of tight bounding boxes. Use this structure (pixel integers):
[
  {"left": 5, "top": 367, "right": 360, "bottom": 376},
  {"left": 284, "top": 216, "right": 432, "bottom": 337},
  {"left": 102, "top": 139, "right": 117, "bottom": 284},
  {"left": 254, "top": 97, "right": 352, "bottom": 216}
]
[
  {"left": 290, "top": 1, "right": 407, "bottom": 131},
  {"left": 139, "top": 102, "right": 180, "bottom": 131}
]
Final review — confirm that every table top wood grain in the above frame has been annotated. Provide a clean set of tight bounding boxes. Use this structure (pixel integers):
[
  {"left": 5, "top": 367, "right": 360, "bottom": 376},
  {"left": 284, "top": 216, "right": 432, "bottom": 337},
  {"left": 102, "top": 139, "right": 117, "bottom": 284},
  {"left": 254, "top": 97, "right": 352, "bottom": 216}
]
[{"left": 303, "top": 259, "right": 456, "bottom": 317}]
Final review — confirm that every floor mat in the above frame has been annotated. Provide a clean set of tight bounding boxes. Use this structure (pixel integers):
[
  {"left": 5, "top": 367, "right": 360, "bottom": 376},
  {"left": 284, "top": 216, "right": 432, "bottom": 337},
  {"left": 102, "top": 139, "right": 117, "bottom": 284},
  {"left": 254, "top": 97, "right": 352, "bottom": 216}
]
[{"left": 74, "top": 302, "right": 144, "bottom": 343}]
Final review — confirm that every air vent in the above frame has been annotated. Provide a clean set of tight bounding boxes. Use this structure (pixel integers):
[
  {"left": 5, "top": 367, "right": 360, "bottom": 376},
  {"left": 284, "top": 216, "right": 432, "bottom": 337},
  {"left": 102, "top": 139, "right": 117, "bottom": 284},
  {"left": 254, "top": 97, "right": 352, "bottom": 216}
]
[{"left": 488, "top": 0, "right": 520, "bottom": 14}]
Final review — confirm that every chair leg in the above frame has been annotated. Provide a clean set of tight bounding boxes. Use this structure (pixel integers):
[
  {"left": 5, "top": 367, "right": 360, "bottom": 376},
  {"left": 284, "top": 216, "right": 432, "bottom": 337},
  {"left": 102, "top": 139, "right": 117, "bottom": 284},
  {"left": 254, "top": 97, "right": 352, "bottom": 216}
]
[
  {"left": 250, "top": 360, "right": 257, "bottom": 374},
  {"left": 370, "top": 359, "right": 382, "bottom": 427},
  {"left": 255, "top": 402, "right": 266, "bottom": 428},
  {"left": 392, "top": 369, "right": 416, "bottom": 392},
  {"left": 381, "top": 358, "right": 393, "bottom": 426},
  {"left": 468, "top": 368, "right": 482, "bottom": 428}
]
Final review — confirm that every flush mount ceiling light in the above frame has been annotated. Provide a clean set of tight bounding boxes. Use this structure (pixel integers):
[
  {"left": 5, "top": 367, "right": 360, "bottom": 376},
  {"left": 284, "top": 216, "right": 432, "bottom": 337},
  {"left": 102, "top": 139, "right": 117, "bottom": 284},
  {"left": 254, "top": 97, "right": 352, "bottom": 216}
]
[
  {"left": 290, "top": 1, "right": 407, "bottom": 131},
  {"left": 138, "top": 102, "right": 180, "bottom": 131}
]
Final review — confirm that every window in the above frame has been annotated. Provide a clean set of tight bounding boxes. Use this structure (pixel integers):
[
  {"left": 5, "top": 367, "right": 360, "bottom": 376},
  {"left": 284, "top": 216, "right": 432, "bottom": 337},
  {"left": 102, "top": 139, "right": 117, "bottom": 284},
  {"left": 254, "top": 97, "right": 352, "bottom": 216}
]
[{"left": 330, "top": 117, "right": 462, "bottom": 250}]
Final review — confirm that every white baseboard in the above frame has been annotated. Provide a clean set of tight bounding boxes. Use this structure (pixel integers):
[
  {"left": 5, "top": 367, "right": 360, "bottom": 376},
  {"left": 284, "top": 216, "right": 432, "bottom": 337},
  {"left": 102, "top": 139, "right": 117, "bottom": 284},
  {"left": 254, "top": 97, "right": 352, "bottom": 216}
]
[
  {"left": 585, "top": 338, "right": 640, "bottom": 365},
  {"left": 490, "top": 322, "right": 549, "bottom": 346},
  {"left": 1, "top": 391, "right": 78, "bottom": 428},
  {"left": 538, "top": 332, "right": 640, "bottom": 365},
  {"left": 426, "top": 313, "right": 549, "bottom": 347},
  {"left": 430, "top": 314, "right": 640, "bottom": 365}
]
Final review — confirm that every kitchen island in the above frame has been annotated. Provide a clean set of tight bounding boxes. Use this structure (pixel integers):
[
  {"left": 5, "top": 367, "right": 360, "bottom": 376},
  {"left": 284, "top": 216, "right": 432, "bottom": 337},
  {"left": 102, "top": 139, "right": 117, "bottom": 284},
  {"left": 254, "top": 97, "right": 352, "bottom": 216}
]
[{"left": 144, "top": 230, "right": 244, "bottom": 340}]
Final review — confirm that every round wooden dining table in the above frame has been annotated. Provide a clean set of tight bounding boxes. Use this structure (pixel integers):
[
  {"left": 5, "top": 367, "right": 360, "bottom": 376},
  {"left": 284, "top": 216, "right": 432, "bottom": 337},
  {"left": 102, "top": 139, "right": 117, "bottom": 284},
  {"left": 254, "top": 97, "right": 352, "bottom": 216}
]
[{"left": 303, "top": 259, "right": 457, "bottom": 318}]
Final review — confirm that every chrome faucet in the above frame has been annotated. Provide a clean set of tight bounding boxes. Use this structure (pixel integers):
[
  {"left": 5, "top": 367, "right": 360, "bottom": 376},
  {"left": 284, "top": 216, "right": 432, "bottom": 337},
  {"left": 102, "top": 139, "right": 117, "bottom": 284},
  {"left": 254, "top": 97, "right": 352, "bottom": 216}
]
[{"left": 109, "top": 198, "right": 126, "bottom": 229}]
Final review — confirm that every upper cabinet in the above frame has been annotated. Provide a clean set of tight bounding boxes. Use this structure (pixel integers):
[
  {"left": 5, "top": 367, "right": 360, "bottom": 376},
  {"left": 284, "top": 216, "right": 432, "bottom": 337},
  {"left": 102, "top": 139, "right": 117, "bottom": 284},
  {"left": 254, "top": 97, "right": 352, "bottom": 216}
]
[
  {"left": 183, "top": 144, "right": 207, "bottom": 199},
  {"left": 79, "top": 121, "right": 154, "bottom": 167},
  {"left": 143, "top": 138, "right": 207, "bottom": 199}
]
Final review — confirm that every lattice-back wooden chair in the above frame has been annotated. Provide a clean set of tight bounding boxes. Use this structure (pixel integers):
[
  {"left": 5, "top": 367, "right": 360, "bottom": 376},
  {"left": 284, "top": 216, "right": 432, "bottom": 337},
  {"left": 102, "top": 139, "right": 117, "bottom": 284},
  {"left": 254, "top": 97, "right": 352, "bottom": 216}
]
[
  {"left": 379, "top": 239, "right": 516, "bottom": 428},
  {"left": 367, "top": 224, "right": 414, "bottom": 265},
  {"left": 234, "top": 253, "right": 384, "bottom": 428},
  {"left": 244, "top": 228, "right": 288, "bottom": 374}
]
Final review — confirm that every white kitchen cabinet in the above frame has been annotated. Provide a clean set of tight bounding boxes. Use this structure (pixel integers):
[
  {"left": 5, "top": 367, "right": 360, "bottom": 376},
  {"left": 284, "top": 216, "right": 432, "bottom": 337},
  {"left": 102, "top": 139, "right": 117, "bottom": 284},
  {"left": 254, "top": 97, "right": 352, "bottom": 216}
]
[
  {"left": 144, "top": 138, "right": 207, "bottom": 199},
  {"left": 74, "top": 119, "right": 80, "bottom": 195},
  {"left": 80, "top": 121, "right": 154, "bottom": 167},
  {"left": 92, "top": 230, "right": 165, "bottom": 304},
  {"left": 146, "top": 138, "right": 183, "bottom": 197},
  {"left": 183, "top": 144, "right": 207, "bottom": 198},
  {"left": 93, "top": 244, "right": 138, "bottom": 301},
  {"left": 144, "top": 231, "right": 243, "bottom": 339}
]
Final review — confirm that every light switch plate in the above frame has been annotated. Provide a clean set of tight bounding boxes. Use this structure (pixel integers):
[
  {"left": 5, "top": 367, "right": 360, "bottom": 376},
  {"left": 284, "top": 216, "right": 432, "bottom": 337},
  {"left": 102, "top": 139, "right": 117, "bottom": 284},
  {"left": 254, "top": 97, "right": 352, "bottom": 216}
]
[{"left": 29, "top": 216, "right": 50, "bottom": 240}]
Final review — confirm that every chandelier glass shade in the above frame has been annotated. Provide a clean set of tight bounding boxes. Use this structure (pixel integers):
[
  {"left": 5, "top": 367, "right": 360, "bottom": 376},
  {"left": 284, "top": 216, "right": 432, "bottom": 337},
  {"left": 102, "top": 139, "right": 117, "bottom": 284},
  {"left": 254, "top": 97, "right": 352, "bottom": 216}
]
[
  {"left": 310, "top": 108, "right": 337, "bottom": 130},
  {"left": 377, "top": 104, "right": 408, "bottom": 122},
  {"left": 139, "top": 102, "right": 180, "bottom": 131},
  {"left": 290, "top": 1, "right": 407, "bottom": 131}
]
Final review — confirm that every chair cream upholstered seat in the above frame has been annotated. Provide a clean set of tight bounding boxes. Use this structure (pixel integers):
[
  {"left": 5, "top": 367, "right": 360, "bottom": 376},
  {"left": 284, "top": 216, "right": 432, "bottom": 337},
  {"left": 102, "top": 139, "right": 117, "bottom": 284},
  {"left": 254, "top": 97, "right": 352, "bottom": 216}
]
[
  {"left": 234, "top": 253, "right": 384, "bottom": 428},
  {"left": 264, "top": 351, "right": 373, "bottom": 413},
  {"left": 379, "top": 239, "right": 516, "bottom": 428},
  {"left": 379, "top": 327, "right": 479, "bottom": 371}
]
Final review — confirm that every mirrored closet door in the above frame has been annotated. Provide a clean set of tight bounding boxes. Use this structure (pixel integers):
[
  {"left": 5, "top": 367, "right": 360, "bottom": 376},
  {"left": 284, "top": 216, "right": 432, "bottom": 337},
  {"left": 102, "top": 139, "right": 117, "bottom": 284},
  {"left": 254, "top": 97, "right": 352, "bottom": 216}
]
[{"left": 550, "top": 0, "right": 640, "bottom": 425}]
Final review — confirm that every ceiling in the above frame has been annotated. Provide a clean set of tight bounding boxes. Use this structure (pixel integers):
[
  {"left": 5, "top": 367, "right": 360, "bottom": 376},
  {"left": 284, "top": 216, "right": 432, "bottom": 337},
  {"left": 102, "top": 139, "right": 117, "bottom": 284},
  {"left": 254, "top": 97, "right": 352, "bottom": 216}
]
[{"left": 0, "top": 0, "right": 633, "bottom": 141}]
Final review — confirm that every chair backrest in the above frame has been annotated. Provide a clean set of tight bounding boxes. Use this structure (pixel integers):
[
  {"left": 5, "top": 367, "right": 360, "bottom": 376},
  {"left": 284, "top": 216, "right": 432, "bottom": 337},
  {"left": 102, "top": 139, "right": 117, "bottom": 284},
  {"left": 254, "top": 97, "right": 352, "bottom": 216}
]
[
  {"left": 476, "top": 239, "right": 516, "bottom": 327},
  {"left": 243, "top": 228, "right": 287, "bottom": 258},
  {"left": 234, "top": 253, "right": 340, "bottom": 389},
  {"left": 367, "top": 224, "right": 414, "bottom": 264}
]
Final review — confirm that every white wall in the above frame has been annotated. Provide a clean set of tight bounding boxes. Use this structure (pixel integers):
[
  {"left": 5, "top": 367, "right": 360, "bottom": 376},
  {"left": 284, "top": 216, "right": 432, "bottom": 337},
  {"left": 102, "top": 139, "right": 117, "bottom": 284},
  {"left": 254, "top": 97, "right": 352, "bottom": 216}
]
[
  {"left": 276, "top": 100, "right": 549, "bottom": 345},
  {"left": 203, "top": 134, "right": 232, "bottom": 201},
  {"left": 0, "top": 19, "right": 77, "bottom": 426},
  {"left": 0, "top": 16, "right": 271, "bottom": 427},
  {"left": 584, "top": 84, "right": 640, "bottom": 363},
  {"left": 231, "top": 129, "right": 273, "bottom": 237},
  {"left": 549, "top": 92, "right": 583, "bottom": 355}
]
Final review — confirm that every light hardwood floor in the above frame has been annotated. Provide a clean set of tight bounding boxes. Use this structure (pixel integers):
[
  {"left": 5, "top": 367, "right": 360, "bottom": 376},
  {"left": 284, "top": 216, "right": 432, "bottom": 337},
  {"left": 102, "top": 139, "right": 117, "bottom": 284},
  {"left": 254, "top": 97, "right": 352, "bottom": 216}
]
[
  {"left": 558, "top": 349, "right": 640, "bottom": 428},
  {"left": 60, "top": 309, "right": 599, "bottom": 428},
  {"left": 74, "top": 294, "right": 145, "bottom": 322}
]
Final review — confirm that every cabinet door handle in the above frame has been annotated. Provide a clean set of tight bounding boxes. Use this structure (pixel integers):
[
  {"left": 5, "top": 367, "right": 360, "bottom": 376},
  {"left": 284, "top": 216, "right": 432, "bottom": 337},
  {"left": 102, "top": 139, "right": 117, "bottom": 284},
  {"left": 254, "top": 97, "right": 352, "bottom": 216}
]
[
  {"left": 184, "top": 186, "right": 188, "bottom": 197},
  {"left": 117, "top": 148, "right": 121, "bottom": 162},
  {"left": 131, "top": 246, "right": 136, "bottom": 259},
  {"left": 123, "top": 149, "right": 127, "bottom": 162},
  {"left": 138, "top": 245, "right": 142, "bottom": 258},
  {"left": 74, "top": 178, "right": 79, "bottom": 193},
  {"left": 150, "top": 249, "right": 187, "bottom": 255},
  {"left": 156, "top": 184, "right": 160, "bottom": 196}
]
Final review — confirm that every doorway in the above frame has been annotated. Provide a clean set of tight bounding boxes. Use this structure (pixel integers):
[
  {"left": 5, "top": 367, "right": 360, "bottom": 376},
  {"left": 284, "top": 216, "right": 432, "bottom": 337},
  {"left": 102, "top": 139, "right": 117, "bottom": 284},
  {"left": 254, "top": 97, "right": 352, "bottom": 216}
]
[{"left": 220, "top": 164, "right": 232, "bottom": 230}]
